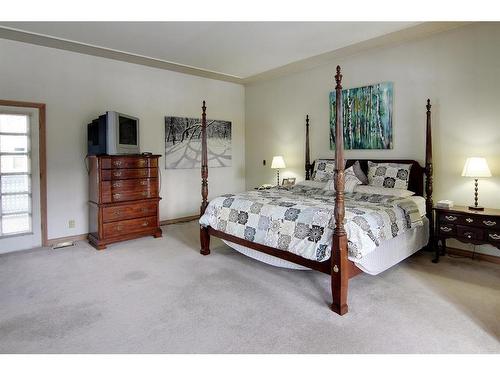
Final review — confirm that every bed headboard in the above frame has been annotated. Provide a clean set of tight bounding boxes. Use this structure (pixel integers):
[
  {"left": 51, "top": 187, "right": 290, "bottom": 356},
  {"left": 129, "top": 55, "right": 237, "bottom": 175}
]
[
  {"left": 304, "top": 100, "right": 433, "bottom": 209},
  {"left": 307, "top": 159, "right": 424, "bottom": 196}
]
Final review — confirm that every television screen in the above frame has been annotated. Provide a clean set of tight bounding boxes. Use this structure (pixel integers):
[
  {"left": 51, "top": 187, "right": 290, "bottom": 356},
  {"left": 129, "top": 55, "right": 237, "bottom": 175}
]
[{"left": 118, "top": 116, "right": 138, "bottom": 145}]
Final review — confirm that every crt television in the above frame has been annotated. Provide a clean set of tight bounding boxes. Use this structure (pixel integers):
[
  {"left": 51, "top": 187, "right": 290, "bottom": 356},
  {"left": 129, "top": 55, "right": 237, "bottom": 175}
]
[{"left": 87, "top": 111, "right": 140, "bottom": 155}]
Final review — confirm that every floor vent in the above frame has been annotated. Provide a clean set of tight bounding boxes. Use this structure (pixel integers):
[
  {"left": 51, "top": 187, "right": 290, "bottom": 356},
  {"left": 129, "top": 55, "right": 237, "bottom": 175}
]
[{"left": 52, "top": 241, "right": 75, "bottom": 250}]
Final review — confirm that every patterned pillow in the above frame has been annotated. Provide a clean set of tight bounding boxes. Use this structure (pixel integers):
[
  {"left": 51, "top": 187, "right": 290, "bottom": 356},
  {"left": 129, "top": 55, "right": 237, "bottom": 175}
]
[
  {"left": 312, "top": 159, "right": 346, "bottom": 182},
  {"left": 367, "top": 161, "right": 412, "bottom": 189},
  {"left": 312, "top": 159, "right": 335, "bottom": 181},
  {"left": 324, "top": 166, "right": 362, "bottom": 192}
]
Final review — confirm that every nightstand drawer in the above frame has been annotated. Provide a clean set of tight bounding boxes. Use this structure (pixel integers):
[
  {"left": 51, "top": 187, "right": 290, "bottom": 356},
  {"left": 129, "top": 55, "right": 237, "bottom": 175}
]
[
  {"left": 439, "top": 224, "right": 455, "bottom": 235},
  {"left": 456, "top": 225, "right": 484, "bottom": 241},
  {"left": 479, "top": 217, "right": 499, "bottom": 230},
  {"left": 439, "top": 213, "right": 500, "bottom": 229},
  {"left": 439, "top": 213, "right": 461, "bottom": 224},
  {"left": 487, "top": 231, "right": 500, "bottom": 242}
]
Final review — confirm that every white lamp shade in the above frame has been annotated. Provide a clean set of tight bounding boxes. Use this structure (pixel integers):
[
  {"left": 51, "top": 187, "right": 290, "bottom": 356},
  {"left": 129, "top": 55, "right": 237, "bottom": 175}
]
[
  {"left": 461, "top": 157, "right": 492, "bottom": 178},
  {"left": 271, "top": 156, "right": 286, "bottom": 169}
]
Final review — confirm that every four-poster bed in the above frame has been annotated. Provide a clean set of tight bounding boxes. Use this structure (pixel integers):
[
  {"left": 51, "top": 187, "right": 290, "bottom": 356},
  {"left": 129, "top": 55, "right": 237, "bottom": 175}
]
[{"left": 199, "top": 66, "right": 434, "bottom": 315}]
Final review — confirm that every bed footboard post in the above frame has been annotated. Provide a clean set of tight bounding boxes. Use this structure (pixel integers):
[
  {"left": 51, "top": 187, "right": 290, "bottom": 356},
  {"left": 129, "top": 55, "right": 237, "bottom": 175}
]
[
  {"left": 425, "top": 99, "right": 434, "bottom": 246},
  {"left": 200, "top": 100, "right": 211, "bottom": 255},
  {"left": 331, "top": 66, "right": 349, "bottom": 315},
  {"left": 305, "top": 115, "right": 312, "bottom": 180},
  {"left": 200, "top": 226, "right": 210, "bottom": 255}
]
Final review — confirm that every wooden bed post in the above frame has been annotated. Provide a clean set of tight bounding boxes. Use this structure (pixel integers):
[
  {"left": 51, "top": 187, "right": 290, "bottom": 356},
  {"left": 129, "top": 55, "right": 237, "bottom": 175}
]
[
  {"left": 331, "top": 66, "right": 349, "bottom": 315},
  {"left": 305, "top": 115, "right": 312, "bottom": 180},
  {"left": 200, "top": 100, "right": 210, "bottom": 255},
  {"left": 425, "top": 99, "right": 434, "bottom": 244}
]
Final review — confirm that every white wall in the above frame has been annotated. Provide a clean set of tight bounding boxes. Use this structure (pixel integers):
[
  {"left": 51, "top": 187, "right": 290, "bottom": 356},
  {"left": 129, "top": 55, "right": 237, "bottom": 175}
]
[
  {"left": 246, "top": 23, "right": 500, "bottom": 256},
  {"left": 0, "top": 39, "right": 245, "bottom": 241}
]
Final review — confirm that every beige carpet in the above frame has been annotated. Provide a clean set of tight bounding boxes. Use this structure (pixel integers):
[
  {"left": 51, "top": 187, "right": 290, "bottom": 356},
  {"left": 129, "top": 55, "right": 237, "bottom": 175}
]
[{"left": 0, "top": 221, "right": 499, "bottom": 353}]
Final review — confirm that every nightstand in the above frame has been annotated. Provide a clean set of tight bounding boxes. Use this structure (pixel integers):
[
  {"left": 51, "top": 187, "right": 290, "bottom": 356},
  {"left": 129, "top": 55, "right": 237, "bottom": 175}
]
[{"left": 433, "top": 205, "right": 500, "bottom": 263}]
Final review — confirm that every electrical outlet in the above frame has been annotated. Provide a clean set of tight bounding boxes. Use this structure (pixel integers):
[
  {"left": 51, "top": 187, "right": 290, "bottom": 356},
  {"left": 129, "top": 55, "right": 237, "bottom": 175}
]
[{"left": 68, "top": 220, "right": 75, "bottom": 229}]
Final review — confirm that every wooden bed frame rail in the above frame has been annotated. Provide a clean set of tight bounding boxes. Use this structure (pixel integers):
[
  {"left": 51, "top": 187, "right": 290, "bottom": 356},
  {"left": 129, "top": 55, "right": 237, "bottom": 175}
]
[{"left": 199, "top": 66, "right": 433, "bottom": 315}]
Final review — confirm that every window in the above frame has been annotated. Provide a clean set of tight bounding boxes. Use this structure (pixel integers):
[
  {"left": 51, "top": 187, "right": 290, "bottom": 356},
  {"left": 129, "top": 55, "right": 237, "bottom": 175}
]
[{"left": 0, "top": 114, "right": 32, "bottom": 237}]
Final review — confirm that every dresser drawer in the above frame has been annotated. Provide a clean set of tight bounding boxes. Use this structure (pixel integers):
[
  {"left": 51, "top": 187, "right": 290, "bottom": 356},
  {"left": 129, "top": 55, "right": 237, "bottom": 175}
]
[
  {"left": 102, "top": 202, "right": 158, "bottom": 223},
  {"left": 101, "top": 180, "right": 158, "bottom": 203},
  {"left": 438, "top": 224, "right": 455, "bottom": 235},
  {"left": 103, "top": 216, "right": 157, "bottom": 238},
  {"left": 101, "top": 168, "right": 157, "bottom": 180},
  {"left": 456, "top": 225, "right": 484, "bottom": 241},
  {"left": 108, "top": 178, "right": 157, "bottom": 191},
  {"left": 101, "top": 157, "right": 157, "bottom": 169},
  {"left": 109, "top": 189, "right": 158, "bottom": 203},
  {"left": 115, "top": 189, "right": 157, "bottom": 202}
]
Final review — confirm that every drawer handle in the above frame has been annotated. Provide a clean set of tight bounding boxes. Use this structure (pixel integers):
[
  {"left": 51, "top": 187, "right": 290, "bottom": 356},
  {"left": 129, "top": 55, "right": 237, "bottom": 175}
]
[
  {"left": 141, "top": 207, "right": 148, "bottom": 213},
  {"left": 483, "top": 220, "right": 496, "bottom": 226},
  {"left": 117, "top": 225, "right": 123, "bottom": 231},
  {"left": 112, "top": 182, "right": 122, "bottom": 188},
  {"left": 140, "top": 180, "right": 148, "bottom": 186},
  {"left": 141, "top": 170, "right": 148, "bottom": 176},
  {"left": 113, "top": 193, "right": 121, "bottom": 199},
  {"left": 466, "top": 218, "right": 474, "bottom": 223},
  {"left": 440, "top": 226, "right": 452, "bottom": 232},
  {"left": 138, "top": 160, "right": 146, "bottom": 166},
  {"left": 142, "top": 221, "right": 149, "bottom": 227},
  {"left": 489, "top": 233, "right": 500, "bottom": 240},
  {"left": 113, "top": 210, "right": 121, "bottom": 216},
  {"left": 464, "top": 232, "right": 473, "bottom": 239},
  {"left": 113, "top": 171, "right": 122, "bottom": 177},
  {"left": 142, "top": 191, "right": 148, "bottom": 197},
  {"left": 444, "top": 215, "right": 457, "bottom": 221},
  {"left": 113, "top": 160, "right": 123, "bottom": 166}
]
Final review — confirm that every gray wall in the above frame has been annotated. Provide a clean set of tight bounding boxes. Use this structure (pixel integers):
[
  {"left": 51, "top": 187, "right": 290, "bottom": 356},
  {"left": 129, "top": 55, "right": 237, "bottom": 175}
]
[
  {"left": 0, "top": 38, "right": 245, "bottom": 240},
  {"left": 245, "top": 23, "right": 500, "bottom": 256}
]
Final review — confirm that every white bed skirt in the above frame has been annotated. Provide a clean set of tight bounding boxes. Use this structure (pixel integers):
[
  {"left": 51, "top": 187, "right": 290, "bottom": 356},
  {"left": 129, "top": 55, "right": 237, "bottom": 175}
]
[{"left": 222, "top": 217, "right": 429, "bottom": 276}]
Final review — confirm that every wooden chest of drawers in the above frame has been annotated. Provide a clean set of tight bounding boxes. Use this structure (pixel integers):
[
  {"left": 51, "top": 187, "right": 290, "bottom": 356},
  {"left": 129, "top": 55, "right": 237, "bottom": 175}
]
[
  {"left": 88, "top": 155, "right": 162, "bottom": 250},
  {"left": 433, "top": 205, "right": 500, "bottom": 262}
]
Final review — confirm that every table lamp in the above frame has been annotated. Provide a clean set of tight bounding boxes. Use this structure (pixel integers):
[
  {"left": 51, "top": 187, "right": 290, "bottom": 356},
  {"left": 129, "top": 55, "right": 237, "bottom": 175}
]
[
  {"left": 271, "top": 156, "right": 286, "bottom": 186},
  {"left": 461, "top": 157, "right": 491, "bottom": 210}
]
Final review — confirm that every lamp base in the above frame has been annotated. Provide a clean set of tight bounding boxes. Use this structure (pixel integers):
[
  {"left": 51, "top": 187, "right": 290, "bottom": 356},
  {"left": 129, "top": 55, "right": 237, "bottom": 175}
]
[{"left": 468, "top": 205, "right": 484, "bottom": 211}]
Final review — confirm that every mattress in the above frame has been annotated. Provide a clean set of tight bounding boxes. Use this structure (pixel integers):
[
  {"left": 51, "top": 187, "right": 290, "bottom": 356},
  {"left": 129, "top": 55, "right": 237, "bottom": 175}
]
[
  {"left": 223, "top": 216, "right": 429, "bottom": 276},
  {"left": 354, "top": 216, "right": 429, "bottom": 275}
]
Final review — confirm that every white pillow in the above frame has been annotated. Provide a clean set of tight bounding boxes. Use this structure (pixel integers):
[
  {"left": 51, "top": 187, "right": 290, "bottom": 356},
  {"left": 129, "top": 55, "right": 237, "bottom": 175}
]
[
  {"left": 324, "top": 166, "right": 362, "bottom": 193},
  {"left": 353, "top": 185, "right": 415, "bottom": 197}
]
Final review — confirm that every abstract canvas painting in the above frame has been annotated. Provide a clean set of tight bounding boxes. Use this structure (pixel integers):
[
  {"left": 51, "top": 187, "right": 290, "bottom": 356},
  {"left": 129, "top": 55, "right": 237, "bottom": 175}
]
[
  {"left": 330, "top": 82, "right": 393, "bottom": 150},
  {"left": 165, "top": 116, "right": 232, "bottom": 169}
]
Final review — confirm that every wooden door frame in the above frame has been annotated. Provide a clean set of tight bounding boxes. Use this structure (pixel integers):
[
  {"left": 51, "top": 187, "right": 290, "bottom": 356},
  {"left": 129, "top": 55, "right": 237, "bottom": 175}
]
[{"left": 0, "top": 100, "right": 48, "bottom": 246}]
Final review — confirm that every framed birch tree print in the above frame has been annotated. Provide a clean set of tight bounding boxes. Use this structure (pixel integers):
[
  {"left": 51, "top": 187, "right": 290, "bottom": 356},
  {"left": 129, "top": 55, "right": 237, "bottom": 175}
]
[{"left": 329, "top": 82, "right": 393, "bottom": 150}]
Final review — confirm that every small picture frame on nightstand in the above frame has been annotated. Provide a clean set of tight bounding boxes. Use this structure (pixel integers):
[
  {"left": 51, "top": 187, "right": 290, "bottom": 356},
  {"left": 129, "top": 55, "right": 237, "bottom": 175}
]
[{"left": 282, "top": 178, "right": 296, "bottom": 187}]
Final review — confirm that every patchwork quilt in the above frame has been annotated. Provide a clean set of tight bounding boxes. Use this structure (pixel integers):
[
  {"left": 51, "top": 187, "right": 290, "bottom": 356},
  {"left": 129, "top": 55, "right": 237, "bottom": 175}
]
[{"left": 199, "top": 185, "right": 423, "bottom": 262}]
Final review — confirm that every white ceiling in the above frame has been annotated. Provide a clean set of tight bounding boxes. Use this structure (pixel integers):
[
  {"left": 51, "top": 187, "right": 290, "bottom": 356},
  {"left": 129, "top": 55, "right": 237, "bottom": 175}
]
[{"left": 0, "top": 22, "right": 417, "bottom": 78}]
